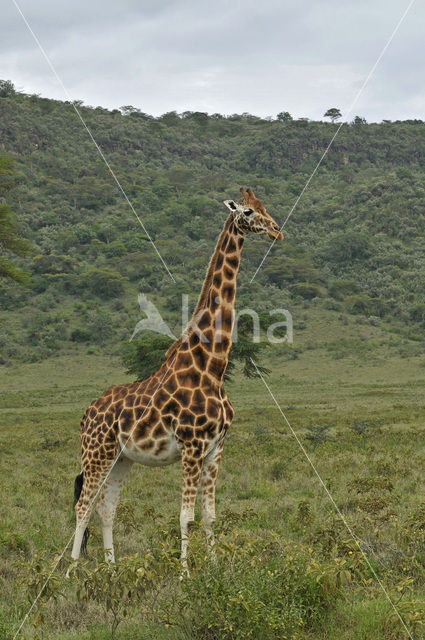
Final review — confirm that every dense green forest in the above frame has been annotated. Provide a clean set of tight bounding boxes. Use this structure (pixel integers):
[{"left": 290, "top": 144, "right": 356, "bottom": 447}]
[{"left": 1, "top": 80, "right": 425, "bottom": 364}]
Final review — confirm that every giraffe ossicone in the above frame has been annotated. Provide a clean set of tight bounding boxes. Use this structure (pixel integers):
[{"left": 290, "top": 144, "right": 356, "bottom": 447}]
[{"left": 70, "top": 188, "right": 283, "bottom": 570}]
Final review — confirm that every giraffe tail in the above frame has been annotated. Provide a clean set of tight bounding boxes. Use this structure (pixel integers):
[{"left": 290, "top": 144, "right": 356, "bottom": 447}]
[{"left": 73, "top": 471, "right": 89, "bottom": 554}]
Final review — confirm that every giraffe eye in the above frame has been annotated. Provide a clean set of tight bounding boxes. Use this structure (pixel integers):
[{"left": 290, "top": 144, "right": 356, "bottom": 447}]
[{"left": 244, "top": 209, "right": 254, "bottom": 215}]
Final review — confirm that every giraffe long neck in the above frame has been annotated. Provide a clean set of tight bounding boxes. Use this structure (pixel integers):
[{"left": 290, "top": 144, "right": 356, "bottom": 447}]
[{"left": 166, "top": 214, "right": 244, "bottom": 384}]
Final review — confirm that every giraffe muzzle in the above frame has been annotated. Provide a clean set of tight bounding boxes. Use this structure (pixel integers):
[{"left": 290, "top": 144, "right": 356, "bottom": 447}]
[{"left": 268, "top": 224, "right": 284, "bottom": 241}]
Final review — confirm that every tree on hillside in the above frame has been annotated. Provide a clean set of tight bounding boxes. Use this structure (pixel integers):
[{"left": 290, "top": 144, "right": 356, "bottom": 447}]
[
  {"left": 324, "top": 108, "right": 342, "bottom": 123},
  {"left": 0, "top": 155, "right": 30, "bottom": 283},
  {"left": 0, "top": 79, "right": 15, "bottom": 98},
  {"left": 353, "top": 116, "right": 367, "bottom": 125},
  {"left": 276, "top": 111, "right": 293, "bottom": 122},
  {"left": 120, "top": 105, "right": 140, "bottom": 115}
]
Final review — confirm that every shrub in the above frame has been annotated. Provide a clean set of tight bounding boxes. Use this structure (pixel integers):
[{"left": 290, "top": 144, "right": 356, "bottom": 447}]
[
  {"left": 179, "top": 533, "right": 328, "bottom": 640},
  {"left": 32, "top": 254, "right": 76, "bottom": 274},
  {"left": 79, "top": 267, "right": 127, "bottom": 297},
  {"left": 349, "top": 419, "right": 376, "bottom": 436},
  {"left": 321, "top": 231, "right": 372, "bottom": 264},
  {"left": 290, "top": 282, "right": 322, "bottom": 299},
  {"left": 328, "top": 279, "right": 360, "bottom": 300},
  {"left": 344, "top": 294, "right": 387, "bottom": 316},
  {"left": 70, "top": 327, "right": 91, "bottom": 343},
  {"left": 305, "top": 424, "right": 332, "bottom": 448}
]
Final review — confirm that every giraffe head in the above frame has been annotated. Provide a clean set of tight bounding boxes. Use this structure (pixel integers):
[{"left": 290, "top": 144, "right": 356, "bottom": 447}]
[{"left": 223, "top": 188, "right": 284, "bottom": 241}]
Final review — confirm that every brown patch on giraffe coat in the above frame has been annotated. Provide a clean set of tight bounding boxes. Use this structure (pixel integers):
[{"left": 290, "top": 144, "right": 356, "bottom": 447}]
[
  {"left": 209, "top": 357, "right": 226, "bottom": 379},
  {"left": 226, "top": 255, "right": 238, "bottom": 269},
  {"left": 126, "top": 393, "right": 136, "bottom": 407},
  {"left": 197, "top": 311, "right": 211, "bottom": 331},
  {"left": 154, "top": 388, "right": 170, "bottom": 408},
  {"left": 175, "top": 352, "right": 192, "bottom": 370},
  {"left": 191, "top": 388, "right": 206, "bottom": 414},
  {"left": 221, "top": 309, "right": 233, "bottom": 332},
  {"left": 120, "top": 408, "right": 134, "bottom": 431},
  {"left": 176, "top": 367, "right": 201, "bottom": 388},
  {"left": 192, "top": 346, "right": 208, "bottom": 370},
  {"left": 224, "top": 266, "right": 234, "bottom": 279},
  {"left": 213, "top": 273, "right": 221, "bottom": 287},
  {"left": 189, "top": 332, "right": 200, "bottom": 348},
  {"left": 164, "top": 375, "right": 177, "bottom": 394},
  {"left": 163, "top": 398, "right": 181, "bottom": 416},
  {"left": 136, "top": 422, "right": 148, "bottom": 439},
  {"left": 174, "top": 389, "right": 191, "bottom": 407},
  {"left": 180, "top": 409, "right": 195, "bottom": 426},
  {"left": 153, "top": 423, "right": 166, "bottom": 437},
  {"left": 221, "top": 284, "right": 235, "bottom": 302},
  {"left": 202, "top": 329, "right": 213, "bottom": 346},
  {"left": 155, "top": 440, "right": 168, "bottom": 455},
  {"left": 215, "top": 252, "right": 224, "bottom": 269},
  {"left": 227, "top": 237, "right": 237, "bottom": 252},
  {"left": 140, "top": 439, "right": 154, "bottom": 450}
]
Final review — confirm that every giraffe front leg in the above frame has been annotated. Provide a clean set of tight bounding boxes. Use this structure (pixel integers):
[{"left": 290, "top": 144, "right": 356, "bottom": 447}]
[
  {"left": 200, "top": 442, "right": 223, "bottom": 558},
  {"left": 180, "top": 446, "right": 203, "bottom": 577}
]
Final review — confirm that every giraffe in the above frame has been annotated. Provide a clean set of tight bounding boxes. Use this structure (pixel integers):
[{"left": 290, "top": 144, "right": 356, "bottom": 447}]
[{"left": 70, "top": 188, "right": 283, "bottom": 570}]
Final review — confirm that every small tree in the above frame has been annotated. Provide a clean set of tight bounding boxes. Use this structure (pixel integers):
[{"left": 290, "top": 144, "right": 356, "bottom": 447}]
[
  {"left": 122, "top": 334, "right": 174, "bottom": 380},
  {"left": 0, "top": 79, "right": 15, "bottom": 98},
  {"left": 323, "top": 108, "right": 342, "bottom": 123},
  {"left": 277, "top": 111, "right": 293, "bottom": 122},
  {"left": 120, "top": 105, "right": 140, "bottom": 115},
  {"left": 305, "top": 425, "right": 331, "bottom": 449},
  {"left": 80, "top": 267, "right": 126, "bottom": 297}
]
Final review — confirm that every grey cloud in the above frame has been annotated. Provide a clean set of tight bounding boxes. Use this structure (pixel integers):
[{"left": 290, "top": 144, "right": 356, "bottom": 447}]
[{"left": 1, "top": 0, "right": 424, "bottom": 121}]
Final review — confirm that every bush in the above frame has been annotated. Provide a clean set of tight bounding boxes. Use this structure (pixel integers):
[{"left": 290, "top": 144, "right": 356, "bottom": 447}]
[
  {"left": 180, "top": 534, "right": 327, "bottom": 639},
  {"left": 70, "top": 327, "right": 91, "bottom": 343},
  {"left": 344, "top": 294, "right": 387, "bottom": 316},
  {"left": 290, "top": 282, "right": 322, "bottom": 299},
  {"left": 328, "top": 279, "right": 360, "bottom": 300},
  {"left": 79, "top": 267, "right": 127, "bottom": 297},
  {"left": 32, "top": 254, "right": 76, "bottom": 274},
  {"left": 321, "top": 231, "right": 372, "bottom": 264}
]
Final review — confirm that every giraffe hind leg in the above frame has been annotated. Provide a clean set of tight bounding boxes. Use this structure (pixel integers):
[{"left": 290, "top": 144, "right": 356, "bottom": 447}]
[
  {"left": 95, "top": 456, "right": 133, "bottom": 562},
  {"left": 73, "top": 472, "right": 89, "bottom": 553},
  {"left": 70, "top": 461, "right": 112, "bottom": 562}
]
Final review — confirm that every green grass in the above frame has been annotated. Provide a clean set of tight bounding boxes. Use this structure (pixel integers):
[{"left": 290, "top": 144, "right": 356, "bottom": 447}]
[{"left": 1, "top": 308, "right": 425, "bottom": 639}]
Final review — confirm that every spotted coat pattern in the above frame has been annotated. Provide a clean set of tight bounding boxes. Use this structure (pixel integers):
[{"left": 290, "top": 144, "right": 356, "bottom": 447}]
[{"left": 70, "top": 189, "right": 283, "bottom": 567}]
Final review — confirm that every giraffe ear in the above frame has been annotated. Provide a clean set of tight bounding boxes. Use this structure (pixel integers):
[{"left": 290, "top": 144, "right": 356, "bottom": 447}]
[{"left": 223, "top": 200, "right": 237, "bottom": 212}]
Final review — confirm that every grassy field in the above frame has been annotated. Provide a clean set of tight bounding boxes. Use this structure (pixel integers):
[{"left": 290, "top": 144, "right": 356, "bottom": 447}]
[{"left": 1, "top": 307, "right": 425, "bottom": 639}]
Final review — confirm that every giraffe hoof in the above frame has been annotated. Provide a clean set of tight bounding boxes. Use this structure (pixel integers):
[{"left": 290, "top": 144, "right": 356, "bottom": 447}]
[{"left": 179, "top": 567, "right": 190, "bottom": 580}]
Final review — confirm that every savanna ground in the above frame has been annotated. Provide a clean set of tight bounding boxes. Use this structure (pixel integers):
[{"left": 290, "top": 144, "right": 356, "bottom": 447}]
[{"left": 1, "top": 306, "right": 425, "bottom": 639}]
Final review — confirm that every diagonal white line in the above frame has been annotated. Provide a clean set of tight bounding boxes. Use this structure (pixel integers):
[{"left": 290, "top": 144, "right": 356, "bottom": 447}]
[
  {"left": 250, "top": 358, "right": 414, "bottom": 639},
  {"left": 250, "top": 0, "right": 416, "bottom": 283},
  {"left": 11, "top": 0, "right": 176, "bottom": 284},
  {"left": 12, "top": 358, "right": 176, "bottom": 640}
]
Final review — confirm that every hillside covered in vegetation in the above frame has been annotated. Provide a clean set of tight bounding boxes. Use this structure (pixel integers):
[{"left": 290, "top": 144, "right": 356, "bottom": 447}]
[{"left": 1, "top": 81, "right": 425, "bottom": 363}]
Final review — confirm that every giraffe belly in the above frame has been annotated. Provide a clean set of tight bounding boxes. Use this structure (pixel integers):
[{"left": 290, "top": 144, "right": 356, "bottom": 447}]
[{"left": 118, "top": 432, "right": 182, "bottom": 467}]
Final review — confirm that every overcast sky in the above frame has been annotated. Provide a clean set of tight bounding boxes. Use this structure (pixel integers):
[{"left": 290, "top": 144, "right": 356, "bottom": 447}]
[{"left": 1, "top": 0, "right": 423, "bottom": 122}]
